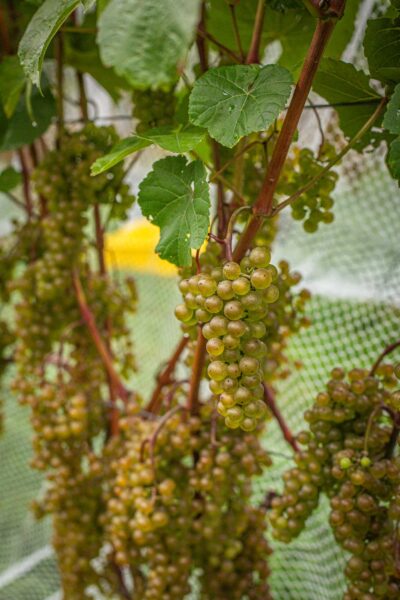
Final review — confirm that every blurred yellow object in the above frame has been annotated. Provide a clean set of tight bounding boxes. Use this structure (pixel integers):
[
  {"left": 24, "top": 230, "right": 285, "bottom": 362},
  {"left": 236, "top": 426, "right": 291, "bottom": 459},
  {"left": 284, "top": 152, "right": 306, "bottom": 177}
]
[{"left": 105, "top": 218, "right": 177, "bottom": 277}]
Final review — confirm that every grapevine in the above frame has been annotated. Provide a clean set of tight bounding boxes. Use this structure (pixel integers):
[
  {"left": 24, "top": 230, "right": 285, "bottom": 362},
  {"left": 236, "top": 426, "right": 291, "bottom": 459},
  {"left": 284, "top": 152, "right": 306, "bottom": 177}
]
[{"left": 1, "top": 1, "right": 400, "bottom": 599}]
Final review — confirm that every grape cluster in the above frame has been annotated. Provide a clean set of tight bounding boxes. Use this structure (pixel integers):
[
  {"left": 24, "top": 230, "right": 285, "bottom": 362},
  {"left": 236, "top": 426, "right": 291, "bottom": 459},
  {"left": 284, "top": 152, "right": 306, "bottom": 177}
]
[
  {"left": 176, "top": 243, "right": 309, "bottom": 431},
  {"left": 10, "top": 125, "right": 137, "bottom": 598},
  {"left": 270, "top": 364, "right": 400, "bottom": 598},
  {"left": 277, "top": 145, "right": 338, "bottom": 232},
  {"left": 132, "top": 88, "right": 177, "bottom": 133},
  {"left": 105, "top": 402, "right": 272, "bottom": 600}
]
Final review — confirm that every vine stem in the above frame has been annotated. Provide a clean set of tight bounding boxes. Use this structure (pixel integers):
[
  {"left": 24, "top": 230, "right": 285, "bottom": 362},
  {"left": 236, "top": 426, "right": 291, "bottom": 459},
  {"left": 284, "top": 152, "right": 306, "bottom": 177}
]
[
  {"left": 233, "top": 15, "right": 342, "bottom": 261},
  {"left": 147, "top": 336, "right": 189, "bottom": 413},
  {"left": 370, "top": 339, "right": 400, "bottom": 376},
  {"left": 273, "top": 97, "right": 388, "bottom": 215},
  {"left": 263, "top": 383, "right": 299, "bottom": 453},
  {"left": 187, "top": 328, "right": 207, "bottom": 415},
  {"left": 73, "top": 271, "right": 129, "bottom": 405},
  {"left": 246, "top": 0, "right": 265, "bottom": 64}
]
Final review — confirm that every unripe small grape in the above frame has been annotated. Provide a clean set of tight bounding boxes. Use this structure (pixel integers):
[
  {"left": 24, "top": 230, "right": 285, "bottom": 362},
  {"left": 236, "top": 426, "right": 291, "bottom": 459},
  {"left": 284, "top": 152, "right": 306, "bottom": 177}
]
[
  {"left": 249, "top": 321, "right": 267, "bottom": 338},
  {"left": 249, "top": 247, "right": 271, "bottom": 268},
  {"left": 217, "top": 280, "right": 235, "bottom": 300},
  {"left": 226, "top": 406, "right": 244, "bottom": 423},
  {"left": 175, "top": 304, "right": 193, "bottom": 322},
  {"left": 195, "top": 308, "right": 211, "bottom": 323},
  {"left": 265, "top": 285, "right": 280, "bottom": 303},
  {"left": 234, "top": 387, "right": 252, "bottom": 405},
  {"left": 204, "top": 295, "right": 223, "bottom": 314},
  {"left": 241, "top": 417, "right": 257, "bottom": 431},
  {"left": 223, "top": 377, "right": 239, "bottom": 392},
  {"left": 227, "top": 363, "right": 241, "bottom": 378},
  {"left": 227, "top": 320, "right": 248, "bottom": 338},
  {"left": 224, "top": 300, "right": 244, "bottom": 321},
  {"left": 220, "top": 392, "right": 236, "bottom": 408},
  {"left": 206, "top": 338, "right": 225, "bottom": 356},
  {"left": 251, "top": 268, "right": 273, "bottom": 290},
  {"left": 232, "top": 277, "right": 251, "bottom": 296},
  {"left": 188, "top": 275, "right": 200, "bottom": 293},
  {"left": 209, "top": 315, "right": 228, "bottom": 336},
  {"left": 222, "top": 334, "right": 240, "bottom": 349},
  {"left": 202, "top": 323, "right": 215, "bottom": 339},
  {"left": 223, "top": 261, "right": 241, "bottom": 280},
  {"left": 207, "top": 361, "right": 228, "bottom": 381},
  {"left": 239, "top": 356, "right": 260, "bottom": 375},
  {"left": 209, "top": 379, "right": 223, "bottom": 394},
  {"left": 198, "top": 276, "right": 217, "bottom": 297}
]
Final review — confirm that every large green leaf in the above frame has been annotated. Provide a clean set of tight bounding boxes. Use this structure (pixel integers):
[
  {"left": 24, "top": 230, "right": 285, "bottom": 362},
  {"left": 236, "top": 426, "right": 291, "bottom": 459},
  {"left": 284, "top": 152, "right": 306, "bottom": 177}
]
[
  {"left": 364, "top": 18, "right": 400, "bottom": 83},
  {"left": 0, "top": 57, "right": 26, "bottom": 118},
  {"left": 91, "top": 125, "right": 205, "bottom": 175},
  {"left": 138, "top": 156, "right": 210, "bottom": 266},
  {"left": 97, "top": 0, "right": 201, "bottom": 88},
  {"left": 0, "top": 83, "right": 56, "bottom": 151},
  {"left": 313, "top": 58, "right": 382, "bottom": 143},
  {"left": 18, "top": 0, "right": 80, "bottom": 89},
  {"left": 383, "top": 84, "right": 400, "bottom": 135},
  {"left": 189, "top": 64, "right": 292, "bottom": 148},
  {"left": 387, "top": 137, "right": 400, "bottom": 181}
]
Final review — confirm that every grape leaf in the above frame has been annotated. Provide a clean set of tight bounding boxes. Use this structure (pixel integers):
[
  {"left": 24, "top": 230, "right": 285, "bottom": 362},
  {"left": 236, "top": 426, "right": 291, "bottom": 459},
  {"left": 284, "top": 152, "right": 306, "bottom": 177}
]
[
  {"left": 138, "top": 156, "right": 210, "bottom": 266},
  {"left": 383, "top": 84, "right": 400, "bottom": 135},
  {"left": 18, "top": 0, "right": 80, "bottom": 90},
  {"left": 97, "top": 0, "right": 201, "bottom": 88},
  {"left": 387, "top": 137, "right": 400, "bottom": 181},
  {"left": 0, "top": 83, "right": 56, "bottom": 151},
  {"left": 0, "top": 57, "right": 26, "bottom": 118},
  {"left": 189, "top": 64, "right": 292, "bottom": 148},
  {"left": 313, "top": 59, "right": 382, "bottom": 144},
  {"left": 364, "top": 18, "right": 400, "bottom": 83},
  {"left": 91, "top": 125, "right": 205, "bottom": 175},
  {"left": 0, "top": 167, "right": 22, "bottom": 193}
]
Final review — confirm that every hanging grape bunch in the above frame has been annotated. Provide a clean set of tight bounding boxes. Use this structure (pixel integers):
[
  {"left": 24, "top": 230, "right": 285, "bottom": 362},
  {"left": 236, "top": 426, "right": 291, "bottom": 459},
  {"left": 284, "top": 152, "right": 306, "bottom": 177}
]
[
  {"left": 104, "top": 398, "right": 273, "bottom": 600},
  {"left": 132, "top": 88, "right": 177, "bottom": 133},
  {"left": 276, "top": 144, "right": 338, "bottom": 232},
  {"left": 270, "top": 363, "right": 400, "bottom": 599},
  {"left": 175, "top": 243, "right": 309, "bottom": 431}
]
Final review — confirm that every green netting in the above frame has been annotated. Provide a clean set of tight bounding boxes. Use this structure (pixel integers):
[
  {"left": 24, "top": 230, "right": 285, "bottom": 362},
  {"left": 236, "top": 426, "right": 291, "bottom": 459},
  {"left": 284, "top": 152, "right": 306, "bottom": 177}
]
[{"left": 1, "top": 1, "right": 398, "bottom": 598}]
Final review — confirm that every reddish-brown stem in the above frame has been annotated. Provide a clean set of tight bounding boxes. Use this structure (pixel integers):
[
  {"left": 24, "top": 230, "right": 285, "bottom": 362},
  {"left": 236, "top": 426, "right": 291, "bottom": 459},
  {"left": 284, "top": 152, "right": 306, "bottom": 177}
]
[
  {"left": 370, "top": 340, "right": 400, "bottom": 376},
  {"left": 196, "top": 1, "right": 209, "bottom": 72},
  {"left": 73, "top": 271, "right": 129, "bottom": 404},
  {"left": 17, "top": 149, "right": 33, "bottom": 218},
  {"left": 246, "top": 0, "right": 265, "bottom": 64},
  {"left": 263, "top": 383, "right": 299, "bottom": 453},
  {"left": 94, "top": 205, "right": 106, "bottom": 275},
  {"left": 187, "top": 328, "right": 207, "bottom": 415},
  {"left": 233, "top": 17, "right": 339, "bottom": 261},
  {"left": 147, "top": 336, "right": 189, "bottom": 413}
]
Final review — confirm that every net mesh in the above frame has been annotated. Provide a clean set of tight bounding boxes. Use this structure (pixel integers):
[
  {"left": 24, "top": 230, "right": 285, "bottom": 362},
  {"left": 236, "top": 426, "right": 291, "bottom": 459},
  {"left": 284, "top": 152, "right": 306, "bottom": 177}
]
[{"left": 1, "top": 1, "right": 399, "bottom": 598}]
